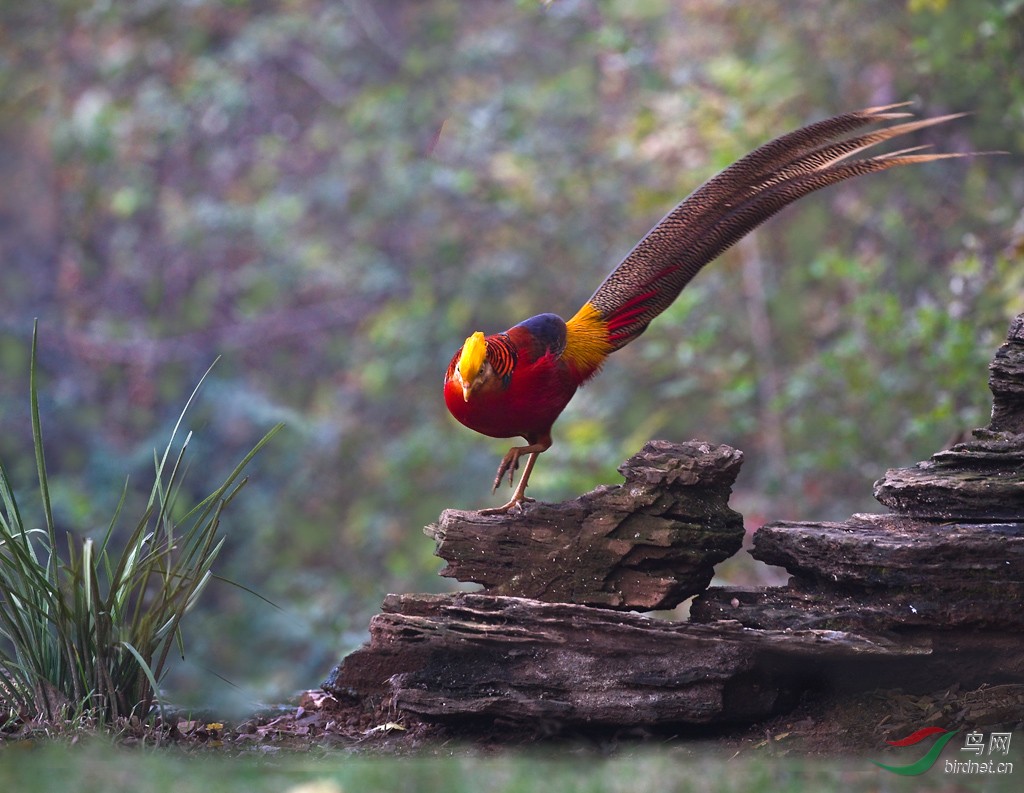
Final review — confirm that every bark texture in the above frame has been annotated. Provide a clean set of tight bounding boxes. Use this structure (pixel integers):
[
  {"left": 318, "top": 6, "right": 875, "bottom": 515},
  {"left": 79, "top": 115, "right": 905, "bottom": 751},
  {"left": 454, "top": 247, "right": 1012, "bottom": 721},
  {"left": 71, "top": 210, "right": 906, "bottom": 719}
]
[
  {"left": 324, "top": 592, "right": 925, "bottom": 729},
  {"left": 427, "top": 440, "right": 745, "bottom": 610}
]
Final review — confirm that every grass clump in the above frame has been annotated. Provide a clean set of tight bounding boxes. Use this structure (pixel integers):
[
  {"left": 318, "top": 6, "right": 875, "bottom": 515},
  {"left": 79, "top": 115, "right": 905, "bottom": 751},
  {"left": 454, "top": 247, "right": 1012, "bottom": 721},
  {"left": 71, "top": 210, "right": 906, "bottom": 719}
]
[{"left": 0, "top": 322, "right": 282, "bottom": 728}]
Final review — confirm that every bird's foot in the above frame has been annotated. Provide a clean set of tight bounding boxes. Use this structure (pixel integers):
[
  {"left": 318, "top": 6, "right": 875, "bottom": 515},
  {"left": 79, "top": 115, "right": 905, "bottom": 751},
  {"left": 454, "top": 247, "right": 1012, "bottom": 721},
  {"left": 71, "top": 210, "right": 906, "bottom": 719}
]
[
  {"left": 491, "top": 448, "right": 522, "bottom": 492},
  {"left": 483, "top": 445, "right": 543, "bottom": 514},
  {"left": 478, "top": 495, "right": 535, "bottom": 516}
]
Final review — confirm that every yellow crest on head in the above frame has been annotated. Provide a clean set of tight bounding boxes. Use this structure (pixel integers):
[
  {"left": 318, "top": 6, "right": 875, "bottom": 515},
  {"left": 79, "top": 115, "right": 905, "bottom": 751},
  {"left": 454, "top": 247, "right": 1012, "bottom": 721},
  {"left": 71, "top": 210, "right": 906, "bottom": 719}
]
[{"left": 458, "top": 331, "right": 487, "bottom": 383}]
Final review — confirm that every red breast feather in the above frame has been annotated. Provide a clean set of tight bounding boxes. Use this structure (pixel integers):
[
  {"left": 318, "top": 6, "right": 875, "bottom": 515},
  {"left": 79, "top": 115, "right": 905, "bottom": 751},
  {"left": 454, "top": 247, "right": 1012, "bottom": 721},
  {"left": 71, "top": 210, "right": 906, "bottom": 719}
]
[{"left": 444, "top": 316, "right": 580, "bottom": 442}]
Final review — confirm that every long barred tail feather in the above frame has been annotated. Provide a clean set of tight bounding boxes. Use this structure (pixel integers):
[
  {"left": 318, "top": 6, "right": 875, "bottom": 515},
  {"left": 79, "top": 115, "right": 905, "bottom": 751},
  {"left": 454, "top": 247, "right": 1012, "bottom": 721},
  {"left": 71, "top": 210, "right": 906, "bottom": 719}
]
[{"left": 586, "top": 105, "right": 973, "bottom": 350}]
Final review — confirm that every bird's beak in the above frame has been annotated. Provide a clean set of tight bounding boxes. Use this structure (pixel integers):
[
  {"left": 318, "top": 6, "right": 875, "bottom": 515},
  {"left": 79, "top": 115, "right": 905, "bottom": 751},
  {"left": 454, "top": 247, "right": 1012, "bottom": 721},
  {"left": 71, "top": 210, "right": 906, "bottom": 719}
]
[{"left": 462, "top": 383, "right": 471, "bottom": 402}]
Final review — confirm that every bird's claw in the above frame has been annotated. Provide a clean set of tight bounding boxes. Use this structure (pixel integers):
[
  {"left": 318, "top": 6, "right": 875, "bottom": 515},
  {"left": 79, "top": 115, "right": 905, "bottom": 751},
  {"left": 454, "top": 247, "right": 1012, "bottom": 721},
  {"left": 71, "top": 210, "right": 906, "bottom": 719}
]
[
  {"left": 483, "top": 445, "right": 542, "bottom": 513},
  {"left": 491, "top": 449, "right": 521, "bottom": 492},
  {"left": 479, "top": 495, "right": 535, "bottom": 516}
]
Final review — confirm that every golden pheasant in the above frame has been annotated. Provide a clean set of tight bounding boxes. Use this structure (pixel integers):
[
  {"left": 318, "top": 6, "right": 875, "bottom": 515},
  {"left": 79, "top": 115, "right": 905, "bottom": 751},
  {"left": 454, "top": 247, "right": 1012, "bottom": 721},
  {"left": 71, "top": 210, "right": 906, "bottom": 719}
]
[{"left": 444, "top": 104, "right": 968, "bottom": 513}]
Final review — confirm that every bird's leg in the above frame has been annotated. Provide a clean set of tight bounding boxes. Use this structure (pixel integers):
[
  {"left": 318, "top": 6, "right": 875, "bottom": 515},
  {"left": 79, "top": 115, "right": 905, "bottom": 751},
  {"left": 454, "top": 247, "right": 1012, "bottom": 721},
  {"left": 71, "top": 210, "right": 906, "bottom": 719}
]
[
  {"left": 480, "top": 437, "right": 551, "bottom": 515},
  {"left": 480, "top": 451, "right": 540, "bottom": 515}
]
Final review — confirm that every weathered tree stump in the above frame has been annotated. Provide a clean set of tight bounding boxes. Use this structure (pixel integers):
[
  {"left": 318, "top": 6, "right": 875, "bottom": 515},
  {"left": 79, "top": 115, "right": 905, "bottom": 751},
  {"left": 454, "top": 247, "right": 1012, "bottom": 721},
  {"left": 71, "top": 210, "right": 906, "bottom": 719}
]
[
  {"left": 323, "top": 592, "right": 926, "bottom": 729},
  {"left": 692, "top": 583, "right": 1024, "bottom": 635},
  {"left": 324, "top": 313, "right": 1024, "bottom": 736},
  {"left": 751, "top": 513, "right": 1024, "bottom": 604},
  {"left": 985, "top": 312, "right": 1024, "bottom": 433},
  {"left": 691, "top": 314, "right": 1024, "bottom": 694},
  {"left": 427, "top": 440, "right": 745, "bottom": 610},
  {"left": 872, "top": 434, "right": 1024, "bottom": 520},
  {"left": 873, "top": 315, "right": 1024, "bottom": 519}
]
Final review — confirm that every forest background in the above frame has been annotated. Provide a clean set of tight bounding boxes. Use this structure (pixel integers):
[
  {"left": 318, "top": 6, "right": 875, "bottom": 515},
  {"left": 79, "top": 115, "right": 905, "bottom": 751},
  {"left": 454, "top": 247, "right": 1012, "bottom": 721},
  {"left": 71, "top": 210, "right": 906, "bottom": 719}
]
[{"left": 0, "top": 0, "right": 1021, "bottom": 715}]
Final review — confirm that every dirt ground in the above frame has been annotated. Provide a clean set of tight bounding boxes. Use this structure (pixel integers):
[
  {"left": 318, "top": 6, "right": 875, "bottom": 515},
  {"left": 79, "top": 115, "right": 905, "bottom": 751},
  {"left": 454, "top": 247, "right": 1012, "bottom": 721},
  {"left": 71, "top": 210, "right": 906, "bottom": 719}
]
[{"left": 7, "top": 681, "right": 1019, "bottom": 757}]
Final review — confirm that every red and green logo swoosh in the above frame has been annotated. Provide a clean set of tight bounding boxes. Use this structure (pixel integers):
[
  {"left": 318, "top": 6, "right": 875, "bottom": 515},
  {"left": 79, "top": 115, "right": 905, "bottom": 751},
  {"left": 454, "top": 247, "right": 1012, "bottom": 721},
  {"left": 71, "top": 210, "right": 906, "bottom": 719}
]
[{"left": 873, "top": 727, "right": 960, "bottom": 775}]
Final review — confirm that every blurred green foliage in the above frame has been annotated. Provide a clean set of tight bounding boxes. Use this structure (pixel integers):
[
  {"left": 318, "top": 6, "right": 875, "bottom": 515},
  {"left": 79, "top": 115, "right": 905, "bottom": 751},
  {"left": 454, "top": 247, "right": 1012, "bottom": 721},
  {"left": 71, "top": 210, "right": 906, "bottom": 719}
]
[{"left": 0, "top": 0, "right": 1020, "bottom": 711}]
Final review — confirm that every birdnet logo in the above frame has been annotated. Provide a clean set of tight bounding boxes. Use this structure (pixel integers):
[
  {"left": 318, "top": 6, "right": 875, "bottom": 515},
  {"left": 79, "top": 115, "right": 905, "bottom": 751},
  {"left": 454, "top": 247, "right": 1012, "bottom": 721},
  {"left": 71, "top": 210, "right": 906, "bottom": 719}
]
[{"left": 873, "top": 727, "right": 1015, "bottom": 777}]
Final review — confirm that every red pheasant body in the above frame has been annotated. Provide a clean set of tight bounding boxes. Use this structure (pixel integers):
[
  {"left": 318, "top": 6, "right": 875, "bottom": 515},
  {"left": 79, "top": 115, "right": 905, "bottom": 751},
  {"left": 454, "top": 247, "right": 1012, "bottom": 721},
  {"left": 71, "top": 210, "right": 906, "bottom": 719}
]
[{"left": 444, "top": 314, "right": 581, "bottom": 444}]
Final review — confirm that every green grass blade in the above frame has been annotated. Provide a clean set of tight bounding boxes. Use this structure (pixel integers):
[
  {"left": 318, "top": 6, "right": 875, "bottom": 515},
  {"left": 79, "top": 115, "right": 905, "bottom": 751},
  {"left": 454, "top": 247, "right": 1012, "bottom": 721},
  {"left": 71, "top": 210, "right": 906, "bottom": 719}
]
[
  {"left": 146, "top": 359, "right": 219, "bottom": 513},
  {"left": 120, "top": 641, "right": 163, "bottom": 722},
  {"left": 212, "top": 575, "right": 282, "bottom": 611},
  {"left": 0, "top": 460, "right": 26, "bottom": 538},
  {"left": 28, "top": 320, "right": 56, "bottom": 561}
]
